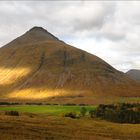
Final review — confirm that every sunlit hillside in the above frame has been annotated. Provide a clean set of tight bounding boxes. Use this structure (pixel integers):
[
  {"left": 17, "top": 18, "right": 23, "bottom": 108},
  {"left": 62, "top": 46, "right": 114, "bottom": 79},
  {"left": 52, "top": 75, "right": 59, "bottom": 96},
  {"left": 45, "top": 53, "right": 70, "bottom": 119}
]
[{"left": 0, "top": 27, "right": 139, "bottom": 104}]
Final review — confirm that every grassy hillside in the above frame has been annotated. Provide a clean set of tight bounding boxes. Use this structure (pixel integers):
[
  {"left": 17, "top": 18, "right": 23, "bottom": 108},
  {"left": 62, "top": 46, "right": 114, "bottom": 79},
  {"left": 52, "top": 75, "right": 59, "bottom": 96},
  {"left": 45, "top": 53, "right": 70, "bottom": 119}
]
[
  {"left": 0, "top": 112, "right": 139, "bottom": 140},
  {"left": 0, "top": 27, "right": 139, "bottom": 104}
]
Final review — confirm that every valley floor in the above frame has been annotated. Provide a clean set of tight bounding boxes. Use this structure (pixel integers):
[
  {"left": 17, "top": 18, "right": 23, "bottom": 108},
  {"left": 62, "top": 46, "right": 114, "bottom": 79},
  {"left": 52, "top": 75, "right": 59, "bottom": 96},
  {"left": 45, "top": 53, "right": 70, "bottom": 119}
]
[{"left": 0, "top": 112, "right": 140, "bottom": 140}]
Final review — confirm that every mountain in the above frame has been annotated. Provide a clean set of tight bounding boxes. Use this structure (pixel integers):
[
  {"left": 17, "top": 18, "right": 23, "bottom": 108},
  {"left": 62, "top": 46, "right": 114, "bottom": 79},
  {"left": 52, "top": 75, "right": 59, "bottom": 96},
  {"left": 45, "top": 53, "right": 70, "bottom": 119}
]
[
  {"left": 0, "top": 26, "right": 139, "bottom": 104},
  {"left": 126, "top": 69, "right": 140, "bottom": 81}
]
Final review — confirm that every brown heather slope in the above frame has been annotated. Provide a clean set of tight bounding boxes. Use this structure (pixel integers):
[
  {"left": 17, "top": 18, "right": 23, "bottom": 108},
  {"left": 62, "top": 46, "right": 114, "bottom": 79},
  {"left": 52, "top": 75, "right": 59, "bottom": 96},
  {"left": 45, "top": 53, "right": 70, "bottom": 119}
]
[{"left": 0, "top": 26, "right": 139, "bottom": 104}]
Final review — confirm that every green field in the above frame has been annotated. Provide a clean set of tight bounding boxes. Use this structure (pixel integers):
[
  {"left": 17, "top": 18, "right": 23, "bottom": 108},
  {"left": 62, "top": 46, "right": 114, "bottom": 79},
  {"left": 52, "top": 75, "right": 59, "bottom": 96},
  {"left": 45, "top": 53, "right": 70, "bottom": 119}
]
[{"left": 0, "top": 105, "right": 96, "bottom": 115}]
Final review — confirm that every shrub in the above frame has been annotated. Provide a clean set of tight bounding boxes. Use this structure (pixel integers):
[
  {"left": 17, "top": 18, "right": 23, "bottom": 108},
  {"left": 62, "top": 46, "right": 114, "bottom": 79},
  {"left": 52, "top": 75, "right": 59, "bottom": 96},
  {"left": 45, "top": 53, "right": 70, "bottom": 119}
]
[
  {"left": 80, "top": 107, "right": 87, "bottom": 117},
  {"left": 5, "top": 111, "right": 19, "bottom": 116},
  {"left": 25, "top": 102, "right": 42, "bottom": 105},
  {"left": 89, "top": 110, "right": 96, "bottom": 118},
  {"left": 63, "top": 112, "right": 78, "bottom": 119},
  {"left": 45, "top": 103, "right": 51, "bottom": 105},
  {"left": 63, "top": 103, "right": 77, "bottom": 106}
]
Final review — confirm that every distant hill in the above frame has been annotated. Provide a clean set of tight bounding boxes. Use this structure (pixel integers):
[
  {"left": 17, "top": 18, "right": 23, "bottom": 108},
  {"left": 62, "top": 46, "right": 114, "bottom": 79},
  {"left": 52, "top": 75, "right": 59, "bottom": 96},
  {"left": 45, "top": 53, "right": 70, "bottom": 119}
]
[
  {"left": 126, "top": 69, "right": 140, "bottom": 81},
  {"left": 0, "top": 26, "right": 139, "bottom": 104}
]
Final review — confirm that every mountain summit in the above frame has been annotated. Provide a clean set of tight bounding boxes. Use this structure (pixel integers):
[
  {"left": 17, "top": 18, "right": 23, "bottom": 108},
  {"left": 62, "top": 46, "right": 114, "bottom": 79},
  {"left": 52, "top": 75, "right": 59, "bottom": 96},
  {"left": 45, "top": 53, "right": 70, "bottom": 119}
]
[
  {"left": 26, "top": 26, "right": 59, "bottom": 41},
  {"left": 5, "top": 26, "right": 59, "bottom": 47},
  {"left": 28, "top": 26, "right": 49, "bottom": 32},
  {"left": 0, "top": 27, "right": 140, "bottom": 104}
]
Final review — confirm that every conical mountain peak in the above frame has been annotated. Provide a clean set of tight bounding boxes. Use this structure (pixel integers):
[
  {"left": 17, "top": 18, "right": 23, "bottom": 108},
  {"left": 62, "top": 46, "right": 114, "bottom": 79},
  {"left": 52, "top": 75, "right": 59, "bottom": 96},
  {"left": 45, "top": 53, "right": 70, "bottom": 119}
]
[
  {"left": 25, "top": 26, "right": 59, "bottom": 41},
  {"left": 27, "top": 26, "right": 52, "bottom": 35},
  {"left": 28, "top": 26, "right": 47, "bottom": 32},
  {"left": 4, "top": 26, "right": 59, "bottom": 47}
]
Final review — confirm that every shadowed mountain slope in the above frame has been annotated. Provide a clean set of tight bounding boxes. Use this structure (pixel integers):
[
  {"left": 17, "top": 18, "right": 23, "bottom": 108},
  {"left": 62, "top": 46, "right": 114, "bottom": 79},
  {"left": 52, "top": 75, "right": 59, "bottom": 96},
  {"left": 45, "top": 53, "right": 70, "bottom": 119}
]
[
  {"left": 126, "top": 69, "right": 140, "bottom": 81},
  {"left": 0, "top": 27, "right": 139, "bottom": 104}
]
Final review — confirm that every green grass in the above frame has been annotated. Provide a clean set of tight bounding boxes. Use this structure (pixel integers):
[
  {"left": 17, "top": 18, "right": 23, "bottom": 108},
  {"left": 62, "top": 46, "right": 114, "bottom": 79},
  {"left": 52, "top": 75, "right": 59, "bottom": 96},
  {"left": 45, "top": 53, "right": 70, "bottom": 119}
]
[{"left": 0, "top": 105, "right": 96, "bottom": 115}]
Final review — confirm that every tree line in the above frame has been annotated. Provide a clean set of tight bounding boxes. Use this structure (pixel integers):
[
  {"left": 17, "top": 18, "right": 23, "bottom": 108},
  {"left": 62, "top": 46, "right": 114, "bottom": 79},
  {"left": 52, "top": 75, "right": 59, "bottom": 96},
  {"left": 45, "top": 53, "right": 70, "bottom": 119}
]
[{"left": 90, "top": 103, "right": 140, "bottom": 124}]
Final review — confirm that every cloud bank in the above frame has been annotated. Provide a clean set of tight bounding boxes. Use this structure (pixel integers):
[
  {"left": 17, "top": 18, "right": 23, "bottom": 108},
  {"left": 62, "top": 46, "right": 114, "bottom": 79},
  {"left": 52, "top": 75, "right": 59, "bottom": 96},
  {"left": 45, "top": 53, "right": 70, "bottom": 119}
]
[{"left": 0, "top": 1, "right": 140, "bottom": 72}]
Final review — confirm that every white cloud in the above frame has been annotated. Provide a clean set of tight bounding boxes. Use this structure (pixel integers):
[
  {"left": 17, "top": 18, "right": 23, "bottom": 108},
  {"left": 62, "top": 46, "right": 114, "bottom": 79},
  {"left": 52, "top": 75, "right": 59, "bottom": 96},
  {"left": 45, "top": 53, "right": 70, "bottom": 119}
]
[{"left": 0, "top": 1, "right": 140, "bottom": 72}]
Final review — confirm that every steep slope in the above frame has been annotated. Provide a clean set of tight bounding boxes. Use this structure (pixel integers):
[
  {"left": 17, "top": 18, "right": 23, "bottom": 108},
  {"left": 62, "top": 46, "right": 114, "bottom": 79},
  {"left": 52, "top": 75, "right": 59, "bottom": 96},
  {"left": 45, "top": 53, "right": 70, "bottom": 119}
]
[
  {"left": 126, "top": 69, "right": 140, "bottom": 81},
  {"left": 0, "top": 27, "right": 139, "bottom": 104}
]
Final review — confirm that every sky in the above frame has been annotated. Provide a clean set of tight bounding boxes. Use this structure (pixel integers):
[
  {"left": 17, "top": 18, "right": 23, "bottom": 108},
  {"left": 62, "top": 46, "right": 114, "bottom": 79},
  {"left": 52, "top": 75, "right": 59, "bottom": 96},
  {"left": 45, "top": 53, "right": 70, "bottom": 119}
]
[{"left": 0, "top": 1, "right": 140, "bottom": 72}]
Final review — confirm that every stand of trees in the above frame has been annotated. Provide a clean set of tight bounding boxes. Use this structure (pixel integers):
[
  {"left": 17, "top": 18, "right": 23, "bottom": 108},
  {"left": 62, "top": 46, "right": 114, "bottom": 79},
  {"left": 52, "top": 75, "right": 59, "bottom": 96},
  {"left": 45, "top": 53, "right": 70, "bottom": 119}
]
[{"left": 91, "top": 103, "right": 140, "bottom": 124}]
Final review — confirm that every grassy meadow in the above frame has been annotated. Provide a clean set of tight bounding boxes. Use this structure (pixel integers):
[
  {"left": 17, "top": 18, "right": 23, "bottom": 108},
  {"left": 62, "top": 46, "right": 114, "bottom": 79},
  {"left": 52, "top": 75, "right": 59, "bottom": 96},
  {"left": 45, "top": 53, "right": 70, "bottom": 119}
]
[{"left": 0, "top": 105, "right": 96, "bottom": 116}]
